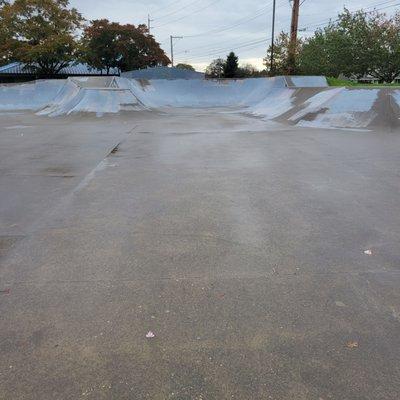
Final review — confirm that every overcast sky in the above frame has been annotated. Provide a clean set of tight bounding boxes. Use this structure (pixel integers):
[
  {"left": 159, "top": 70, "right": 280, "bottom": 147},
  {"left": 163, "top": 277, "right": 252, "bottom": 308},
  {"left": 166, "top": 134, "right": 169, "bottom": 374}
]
[{"left": 69, "top": 0, "right": 399, "bottom": 70}]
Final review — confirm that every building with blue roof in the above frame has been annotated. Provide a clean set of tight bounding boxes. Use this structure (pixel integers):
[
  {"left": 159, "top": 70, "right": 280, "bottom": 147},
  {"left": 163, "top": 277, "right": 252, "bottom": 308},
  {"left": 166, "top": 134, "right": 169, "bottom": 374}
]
[{"left": 0, "top": 62, "right": 119, "bottom": 83}]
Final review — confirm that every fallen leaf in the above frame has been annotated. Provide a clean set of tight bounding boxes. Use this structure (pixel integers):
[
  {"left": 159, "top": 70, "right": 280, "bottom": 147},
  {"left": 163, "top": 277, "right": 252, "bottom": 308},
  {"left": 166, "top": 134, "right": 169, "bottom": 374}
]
[{"left": 146, "top": 331, "right": 155, "bottom": 339}]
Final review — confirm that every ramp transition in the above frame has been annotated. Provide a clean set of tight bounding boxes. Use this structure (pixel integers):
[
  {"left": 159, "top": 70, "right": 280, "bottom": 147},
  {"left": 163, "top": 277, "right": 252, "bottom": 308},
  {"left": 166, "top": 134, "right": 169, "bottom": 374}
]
[{"left": 0, "top": 76, "right": 399, "bottom": 129}]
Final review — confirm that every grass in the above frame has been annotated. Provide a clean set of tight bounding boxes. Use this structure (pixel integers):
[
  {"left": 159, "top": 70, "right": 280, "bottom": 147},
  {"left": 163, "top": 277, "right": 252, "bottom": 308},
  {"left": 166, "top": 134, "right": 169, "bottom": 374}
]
[{"left": 327, "top": 76, "right": 400, "bottom": 87}]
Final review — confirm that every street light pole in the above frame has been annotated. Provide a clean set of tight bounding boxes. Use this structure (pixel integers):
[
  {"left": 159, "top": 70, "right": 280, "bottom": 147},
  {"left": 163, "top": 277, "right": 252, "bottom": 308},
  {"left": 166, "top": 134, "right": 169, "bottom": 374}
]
[
  {"left": 147, "top": 14, "right": 154, "bottom": 34},
  {"left": 270, "top": 0, "right": 277, "bottom": 75},
  {"left": 170, "top": 35, "right": 183, "bottom": 67}
]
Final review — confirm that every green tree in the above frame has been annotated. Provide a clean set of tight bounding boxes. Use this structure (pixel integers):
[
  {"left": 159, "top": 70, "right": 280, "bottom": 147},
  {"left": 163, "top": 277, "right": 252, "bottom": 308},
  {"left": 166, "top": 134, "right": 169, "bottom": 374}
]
[
  {"left": 0, "top": 1, "right": 11, "bottom": 65},
  {"left": 299, "top": 8, "right": 400, "bottom": 82},
  {"left": 337, "top": 9, "right": 376, "bottom": 78},
  {"left": 223, "top": 52, "right": 239, "bottom": 78},
  {"left": 175, "top": 63, "right": 195, "bottom": 71},
  {"left": 368, "top": 11, "right": 400, "bottom": 82},
  {"left": 81, "top": 20, "right": 170, "bottom": 74},
  {"left": 205, "top": 58, "right": 225, "bottom": 78},
  {"left": 236, "top": 63, "right": 259, "bottom": 78},
  {"left": 299, "top": 28, "right": 352, "bottom": 77},
  {"left": 0, "top": 0, "right": 83, "bottom": 74},
  {"left": 264, "top": 32, "right": 303, "bottom": 75}
]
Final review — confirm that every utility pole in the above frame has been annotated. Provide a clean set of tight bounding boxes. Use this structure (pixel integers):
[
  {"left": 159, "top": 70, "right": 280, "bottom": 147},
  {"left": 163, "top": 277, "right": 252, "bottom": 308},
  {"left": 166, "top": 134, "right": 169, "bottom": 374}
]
[
  {"left": 147, "top": 14, "right": 154, "bottom": 34},
  {"left": 170, "top": 35, "right": 183, "bottom": 67},
  {"left": 270, "top": 0, "right": 277, "bottom": 75},
  {"left": 288, "top": 0, "right": 300, "bottom": 75}
]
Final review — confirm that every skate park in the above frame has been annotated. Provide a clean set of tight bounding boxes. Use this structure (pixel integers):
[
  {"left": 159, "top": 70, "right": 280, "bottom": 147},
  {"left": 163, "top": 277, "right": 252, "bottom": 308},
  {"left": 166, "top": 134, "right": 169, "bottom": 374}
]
[
  {"left": 1, "top": 73, "right": 400, "bottom": 399},
  {"left": 1, "top": 75, "right": 399, "bottom": 129}
]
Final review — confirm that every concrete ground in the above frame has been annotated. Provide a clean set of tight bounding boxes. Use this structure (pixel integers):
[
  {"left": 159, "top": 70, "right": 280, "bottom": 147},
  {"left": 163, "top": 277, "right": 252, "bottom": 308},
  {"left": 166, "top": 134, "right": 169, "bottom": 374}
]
[{"left": 0, "top": 109, "right": 399, "bottom": 400}]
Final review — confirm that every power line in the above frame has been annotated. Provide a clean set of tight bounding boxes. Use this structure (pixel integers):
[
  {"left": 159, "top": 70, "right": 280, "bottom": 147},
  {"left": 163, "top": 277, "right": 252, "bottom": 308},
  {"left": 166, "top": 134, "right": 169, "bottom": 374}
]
[
  {"left": 186, "top": 40, "right": 268, "bottom": 62},
  {"left": 174, "top": 35, "right": 269, "bottom": 58},
  {"left": 152, "top": 0, "right": 198, "bottom": 21},
  {"left": 151, "top": 0, "right": 183, "bottom": 17},
  {"left": 183, "top": 5, "right": 271, "bottom": 38},
  {"left": 153, "top": 0, "right": 224, "bottom": 28},
  {"left": 174, "top": 0, "right": 287, "bottom": 56},
  {"left": 173, "top": 0, "right": 400, "bottom": 65},
  {"left": 180, "top": 37, "right": 270, "bottom": 61},
  {"left": 181, "top": 0, "right": 288, "bottom": 39},
  {"left": 169, "top": 0, "right": 396, "bottom": 44},
  {"left": 299, "top": 0, "right": 400, "bottom": 31},
  {"left": 174, "top": 34, "right": 264, "bottom": 56}
]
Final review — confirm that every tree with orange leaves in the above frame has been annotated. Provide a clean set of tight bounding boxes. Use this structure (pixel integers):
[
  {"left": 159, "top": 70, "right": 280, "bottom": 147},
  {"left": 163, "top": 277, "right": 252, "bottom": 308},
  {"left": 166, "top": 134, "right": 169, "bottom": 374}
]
[
  {"left": 0, "top": 0, "right": 83, "bottom": 74},
  {"left": 81, "top": 20, "right": 170, "bottom": 74}
]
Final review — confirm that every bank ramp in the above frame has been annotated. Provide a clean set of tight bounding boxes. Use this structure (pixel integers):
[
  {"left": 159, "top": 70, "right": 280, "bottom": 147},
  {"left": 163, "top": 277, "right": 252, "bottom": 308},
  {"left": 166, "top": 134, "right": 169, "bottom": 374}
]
[
  {"left": 0, "top": 76, "right": 399, "bottom": 129},
  {"left": 37, "top": 77, "right": 146, "bottom": 116}
]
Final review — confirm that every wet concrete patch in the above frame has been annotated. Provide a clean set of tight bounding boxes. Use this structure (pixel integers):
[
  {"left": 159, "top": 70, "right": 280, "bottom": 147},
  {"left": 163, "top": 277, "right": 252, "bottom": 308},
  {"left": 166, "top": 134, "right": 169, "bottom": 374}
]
[
  {"left": 136, "top": 78, "right": 151, "bottom": 90},
  {"left": 0, "top": 108, "right": 400, "bottom": 399},
  {"left": 4, "top": 125, "right": 33, "bottom": 130},
  {"left": 301, "top": 107, "right": 329, "bottom": 122},
  {"left": 41, "top": 166, "right": 75, "bottom": 177},
  {"left": 1, "top": 274, "right": 399, "bottom": 400},
  {"left": 0, "top": 235, "right": 24, "bottom": 259},
  {"left": 369, "top": 89, "right": 400, "bottom": 130}
]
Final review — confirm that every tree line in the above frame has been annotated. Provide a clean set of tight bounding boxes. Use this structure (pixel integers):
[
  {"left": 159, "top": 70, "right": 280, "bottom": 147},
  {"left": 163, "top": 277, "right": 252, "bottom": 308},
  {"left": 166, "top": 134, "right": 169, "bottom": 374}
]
[
  {"left": 206, "top": 8, "right": 400, "bottom": 83},
  {"left": 205, "top": 52, "right": 264, "bottom": 79},
  {"left": 0, "top": 0, "right": 170, "bottom": 75},
  {"left": 1, "top": 2, "right": 399, "bottom": 82},
  {"left": 268, "top": 8, "right": 400, "bottom": 83}
]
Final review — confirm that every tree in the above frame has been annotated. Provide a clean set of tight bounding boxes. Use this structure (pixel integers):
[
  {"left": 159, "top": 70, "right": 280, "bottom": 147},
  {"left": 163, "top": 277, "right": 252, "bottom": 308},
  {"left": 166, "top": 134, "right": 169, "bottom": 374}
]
[
  {"left": 205, "top": 58, "right": 225, "bottom": 78},
  {"left": 79, "top": 20, "right": 120, "bottom": 74},
  {"left": 224, "top": 52, "right": 239, "bottom": 78},
  {"left": 176, "top": 63, "right": 195, "bottom": 71},
  {"left": 81, "top": 20, "right": 170, "bottom": 74},
  {"left": 299, "top": 8, "right": 400, "bottom": 82},
  {"left": 368, "top": 11, "right": 400, "bottom": 82},
  {"left": 0, "top": 0, "right": 83, "bottom": 74},
  {"left": 0, "top": 1, "right": 12, "bottom": 65},
  {"left": 116, "top": 24, "right": 170, "bottom": 72},
  {"left": 336, "top": 9, "right": 377, "bottom": 78},
  {"left": 299, "top": 28, "right": 351, "bottom": 77},
  {"left": 264, "top": 32, "right": 303, "bottom": 75},
  {"left": 236, "top": 63, "right": 259, "bottom": 78}
]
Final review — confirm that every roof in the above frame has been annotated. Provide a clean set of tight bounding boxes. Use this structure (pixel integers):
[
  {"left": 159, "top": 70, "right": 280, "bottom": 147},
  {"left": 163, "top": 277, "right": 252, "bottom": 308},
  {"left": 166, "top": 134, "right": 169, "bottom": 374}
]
[
  {"left": 0, "top": 62, "right": 119, "bottom": 76},
  {"left": 121, "top": 66, "right": 204, "bottom": 80}
]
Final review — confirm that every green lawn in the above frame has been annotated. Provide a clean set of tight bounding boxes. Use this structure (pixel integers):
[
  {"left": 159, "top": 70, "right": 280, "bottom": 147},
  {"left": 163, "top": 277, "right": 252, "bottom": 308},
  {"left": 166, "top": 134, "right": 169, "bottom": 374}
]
[{"left": 327, "top": 77, "right": 400, "bottom": 88}]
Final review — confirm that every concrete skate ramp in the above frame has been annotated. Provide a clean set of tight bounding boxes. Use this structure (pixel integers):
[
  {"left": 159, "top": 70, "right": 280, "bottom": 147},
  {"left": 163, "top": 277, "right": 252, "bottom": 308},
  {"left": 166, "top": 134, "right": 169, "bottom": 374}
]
[
  {"left": 38, "top": 77, "right": 145, "bottom": 116},
  {"left": 0, "top": 80, "right": 64, "bottom": 110},
  {"left": 126, "top": 78, "right": 398, "bottom": 129},
  {"left": 285, "top": 75, "right": 328, "bottom": 88},
  {"left": 70, "top": 76, "right": 118, "bottom": 88},
  {"left": 285, "top": 87, "right": 399, "bottom": 129},
  {"left": 288, "top": 87, "right": 378, "bottom": 128},
  {"left": 122, "top": 66, "right": 204, "bottom": 80},
  {"left": 124, "top": 76, "right": 288, "bottom": 108},
  {"left": 0, "top": 76, "right": 398, "bottom": 129}
]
